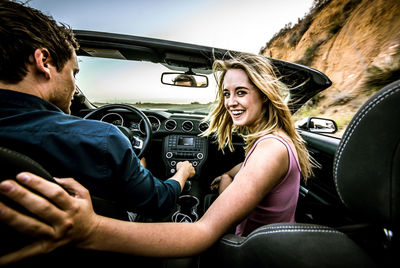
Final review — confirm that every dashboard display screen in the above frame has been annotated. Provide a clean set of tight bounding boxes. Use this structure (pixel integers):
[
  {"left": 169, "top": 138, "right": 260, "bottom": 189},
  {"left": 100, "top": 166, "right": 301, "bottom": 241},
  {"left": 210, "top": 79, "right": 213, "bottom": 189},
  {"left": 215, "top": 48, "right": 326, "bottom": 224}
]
[{"left": 178, "top": 137, "right": 194, "bottom": 146}]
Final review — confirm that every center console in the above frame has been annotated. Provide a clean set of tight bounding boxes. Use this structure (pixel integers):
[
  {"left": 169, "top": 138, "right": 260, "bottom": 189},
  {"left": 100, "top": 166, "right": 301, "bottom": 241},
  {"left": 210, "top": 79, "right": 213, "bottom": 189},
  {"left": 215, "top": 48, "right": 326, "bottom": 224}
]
[{"left": 162, "top": 134, "right": 208, "bottom": 178}]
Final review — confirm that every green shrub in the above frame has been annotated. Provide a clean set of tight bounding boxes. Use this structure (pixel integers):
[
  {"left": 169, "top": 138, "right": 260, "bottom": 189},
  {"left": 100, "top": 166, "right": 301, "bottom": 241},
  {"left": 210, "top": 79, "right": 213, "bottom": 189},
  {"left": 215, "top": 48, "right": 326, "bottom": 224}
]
[
  {"left": 342, "top": 0, "right": 362, "bottom": 17},
  {"left": 296, "top": 39, "right": 325, "bottom": 66},
  {"left": 363, "top": 63, "right": 400, "bottom": 94},
  {"left": 328, "top": 21, "right": 343, "bottom": 34}
]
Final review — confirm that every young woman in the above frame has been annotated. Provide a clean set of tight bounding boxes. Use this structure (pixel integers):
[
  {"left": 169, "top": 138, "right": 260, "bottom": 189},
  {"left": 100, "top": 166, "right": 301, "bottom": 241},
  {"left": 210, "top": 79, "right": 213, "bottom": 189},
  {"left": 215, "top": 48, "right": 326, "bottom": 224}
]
[
  {"left": 203, "top": 52, "right": 315, "bottom": 236},
  {"left": 0, "top": 53, "right": 316, "bottom": 265}
]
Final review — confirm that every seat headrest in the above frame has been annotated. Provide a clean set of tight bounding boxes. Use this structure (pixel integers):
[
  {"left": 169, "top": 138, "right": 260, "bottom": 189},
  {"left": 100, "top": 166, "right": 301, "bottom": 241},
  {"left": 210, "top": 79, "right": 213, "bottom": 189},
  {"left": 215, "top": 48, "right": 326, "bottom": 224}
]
[
  {"left": 0, "top": 146, "right": 53, "bottom": 182},
  {"left": 0, "top": 146, "right": 56, "bottom": 256},
  {"left": 333, "top": 79, "right": 400, "bottom": 230}
]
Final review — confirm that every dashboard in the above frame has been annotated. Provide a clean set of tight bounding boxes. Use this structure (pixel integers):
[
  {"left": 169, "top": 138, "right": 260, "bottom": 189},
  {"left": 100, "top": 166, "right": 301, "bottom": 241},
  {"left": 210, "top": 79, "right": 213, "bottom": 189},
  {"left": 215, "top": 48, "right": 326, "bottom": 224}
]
[
  {"left": 99, "top": 110, "right": 209, "bottom": 135},
  {"left": 79, "top": 106, "right": 245, "bottom": 223},
  {"left": 98, "top": 109, "right": 209, "bottom": 178}
]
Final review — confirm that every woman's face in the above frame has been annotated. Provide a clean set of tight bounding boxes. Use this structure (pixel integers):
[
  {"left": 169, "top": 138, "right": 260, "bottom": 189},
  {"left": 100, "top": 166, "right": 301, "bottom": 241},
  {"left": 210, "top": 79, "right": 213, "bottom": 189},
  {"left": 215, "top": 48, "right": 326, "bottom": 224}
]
[{"left": 223, "top": 68, "right": 266, "bottom": 130}]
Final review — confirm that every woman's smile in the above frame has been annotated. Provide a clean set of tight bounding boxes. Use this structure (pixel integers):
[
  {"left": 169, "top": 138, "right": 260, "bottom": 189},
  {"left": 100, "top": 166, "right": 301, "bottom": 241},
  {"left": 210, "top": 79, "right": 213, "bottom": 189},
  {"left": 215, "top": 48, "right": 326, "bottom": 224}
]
[{"left": 223, "top": 69, "right": 266, "bottom": 128}]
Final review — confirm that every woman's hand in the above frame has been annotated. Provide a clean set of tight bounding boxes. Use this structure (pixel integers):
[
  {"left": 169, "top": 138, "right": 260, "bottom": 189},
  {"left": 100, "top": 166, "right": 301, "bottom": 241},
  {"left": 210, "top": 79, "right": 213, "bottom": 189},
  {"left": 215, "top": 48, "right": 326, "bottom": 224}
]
[
  {"left": 211, "top": 163, "right": 242, "bottom": 192},
  {"left": 210, "top": 174, "right": 233, "bottom": 194},
  {"left": 210, "top": 175, "right": 222, "bottom": 191},
  {"left": 0, "top": 172, "right": 100, "bottom": 266}
]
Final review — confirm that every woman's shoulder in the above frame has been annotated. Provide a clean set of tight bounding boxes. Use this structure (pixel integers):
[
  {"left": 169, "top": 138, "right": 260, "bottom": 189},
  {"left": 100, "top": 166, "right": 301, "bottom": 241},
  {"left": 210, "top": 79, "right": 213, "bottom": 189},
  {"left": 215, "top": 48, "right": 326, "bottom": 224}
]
[
  {"left": 243, "top": 135, "right": 290, "bottom": 181},
  {"left": 255, "top": 132, "right": 291, "bottom": 146},
  {"left": 258, "top": 132, "right": 299, "bottom": 163},
  {"left": 254, "top": 135, "right": 289, "bottom": 155},
  {"left": 253, "top": 132, "right": 297, "bottom": 158}
]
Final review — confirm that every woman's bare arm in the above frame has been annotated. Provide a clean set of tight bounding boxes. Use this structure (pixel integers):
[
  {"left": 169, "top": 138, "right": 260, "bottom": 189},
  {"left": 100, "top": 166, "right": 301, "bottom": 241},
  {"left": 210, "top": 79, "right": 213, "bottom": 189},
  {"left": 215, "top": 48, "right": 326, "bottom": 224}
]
[
  {"left": 0, "top": 138, "right": 289, "bottom": 264},
  {"left": 86, "top": 138, "right": 289, "bottom": 256}
]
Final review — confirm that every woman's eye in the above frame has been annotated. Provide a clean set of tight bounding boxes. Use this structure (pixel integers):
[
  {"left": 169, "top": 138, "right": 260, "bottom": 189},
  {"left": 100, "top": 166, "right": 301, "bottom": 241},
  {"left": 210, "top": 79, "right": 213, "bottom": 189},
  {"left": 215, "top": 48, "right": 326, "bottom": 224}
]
[
  {"left": 237, "top": 90, "right": 246, "bottom": 96},
  {"left": 223, "top": 92, "right": 230, "bottom": 97}
]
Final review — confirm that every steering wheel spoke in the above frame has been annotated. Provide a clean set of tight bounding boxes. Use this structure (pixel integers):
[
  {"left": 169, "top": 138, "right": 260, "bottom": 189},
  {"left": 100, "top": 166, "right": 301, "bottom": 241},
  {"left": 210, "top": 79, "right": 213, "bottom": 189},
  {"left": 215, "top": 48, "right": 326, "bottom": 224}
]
[{"left": 132, "top": 136, "right": 144, "bottom": 150}]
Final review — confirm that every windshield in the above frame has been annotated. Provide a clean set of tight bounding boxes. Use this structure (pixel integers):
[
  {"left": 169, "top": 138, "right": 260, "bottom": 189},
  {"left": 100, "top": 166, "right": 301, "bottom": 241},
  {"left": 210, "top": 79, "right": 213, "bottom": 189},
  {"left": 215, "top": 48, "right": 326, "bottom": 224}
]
[{"left": 76, "top": 56, "right": 218, "bottom": 114}]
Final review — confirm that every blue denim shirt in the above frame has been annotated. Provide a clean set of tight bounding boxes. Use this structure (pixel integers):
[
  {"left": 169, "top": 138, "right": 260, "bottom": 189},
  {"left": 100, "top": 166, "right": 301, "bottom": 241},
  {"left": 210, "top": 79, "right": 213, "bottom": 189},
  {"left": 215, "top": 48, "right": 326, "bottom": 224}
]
[{"left": 0, "top": 89, "right": 180, "bottom": 218}]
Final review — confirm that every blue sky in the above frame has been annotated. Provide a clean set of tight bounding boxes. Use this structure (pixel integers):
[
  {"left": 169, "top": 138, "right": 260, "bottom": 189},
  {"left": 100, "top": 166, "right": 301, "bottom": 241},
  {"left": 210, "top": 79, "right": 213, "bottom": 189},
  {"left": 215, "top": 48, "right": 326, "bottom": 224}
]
[
  {"left": 26, "top": 0, "right": 315, "bottom": 103},
  {"left": 28, "top": 0, "right": 314, "bottom": 53}
]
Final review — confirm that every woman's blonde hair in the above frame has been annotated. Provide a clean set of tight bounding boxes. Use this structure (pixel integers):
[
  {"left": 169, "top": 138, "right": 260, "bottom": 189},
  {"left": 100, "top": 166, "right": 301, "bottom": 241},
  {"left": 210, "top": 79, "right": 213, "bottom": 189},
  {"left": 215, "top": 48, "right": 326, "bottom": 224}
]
[{"left": 201, "top": 52, "right": 316, "bottom": 181}]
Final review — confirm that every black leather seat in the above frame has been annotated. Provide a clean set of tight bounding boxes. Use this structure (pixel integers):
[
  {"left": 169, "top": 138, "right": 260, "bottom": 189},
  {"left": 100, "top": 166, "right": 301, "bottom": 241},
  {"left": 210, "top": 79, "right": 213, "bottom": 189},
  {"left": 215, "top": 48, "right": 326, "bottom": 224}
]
[
  {"left": 0, "top": 146, "right": 56, "bottom": 257},
  {"left": 0, "top": 147, "right": 161, "bottom": 267},
  {"left": 200, "top": 80, "right": 400, "bottom": 268}
]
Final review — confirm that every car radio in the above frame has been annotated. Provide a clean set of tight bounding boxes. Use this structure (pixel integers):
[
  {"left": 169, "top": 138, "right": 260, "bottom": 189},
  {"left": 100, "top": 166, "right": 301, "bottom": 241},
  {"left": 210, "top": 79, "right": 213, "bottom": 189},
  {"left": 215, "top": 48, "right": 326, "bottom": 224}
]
[{"left": 162, "top": 135, "right": 207, "bottom": 178}]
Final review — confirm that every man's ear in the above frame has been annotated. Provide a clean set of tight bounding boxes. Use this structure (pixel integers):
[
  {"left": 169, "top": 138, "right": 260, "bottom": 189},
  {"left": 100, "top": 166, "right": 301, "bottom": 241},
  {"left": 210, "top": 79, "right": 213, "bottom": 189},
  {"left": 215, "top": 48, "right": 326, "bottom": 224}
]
[{"left": 33, "top": 48, "right": 51, "bottom": 79}]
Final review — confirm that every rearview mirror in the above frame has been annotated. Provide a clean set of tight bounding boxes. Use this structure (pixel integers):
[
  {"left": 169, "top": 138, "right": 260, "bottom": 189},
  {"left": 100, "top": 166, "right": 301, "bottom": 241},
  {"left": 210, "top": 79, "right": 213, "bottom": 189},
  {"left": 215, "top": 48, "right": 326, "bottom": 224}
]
[
  {"left": 297, "top": 116, "right": 338, "bottom": 134},
  {"left": 161, "top": 72, "right": 208, "bottom": 88}
]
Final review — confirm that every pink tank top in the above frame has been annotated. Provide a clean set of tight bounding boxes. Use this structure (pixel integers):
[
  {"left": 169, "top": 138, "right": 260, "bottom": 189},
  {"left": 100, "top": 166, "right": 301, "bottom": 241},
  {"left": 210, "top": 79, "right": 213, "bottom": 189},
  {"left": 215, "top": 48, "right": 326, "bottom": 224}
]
[{"left": 235, "top": 134, "right": 301, "bottom": 237}]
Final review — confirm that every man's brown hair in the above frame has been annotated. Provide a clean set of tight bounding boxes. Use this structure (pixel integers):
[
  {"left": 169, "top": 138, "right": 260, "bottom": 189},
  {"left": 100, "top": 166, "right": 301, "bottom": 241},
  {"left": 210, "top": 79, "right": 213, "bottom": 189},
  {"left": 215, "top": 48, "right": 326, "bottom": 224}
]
[{"left": 0, "top": 0, "right": 79, "bottom": 83}]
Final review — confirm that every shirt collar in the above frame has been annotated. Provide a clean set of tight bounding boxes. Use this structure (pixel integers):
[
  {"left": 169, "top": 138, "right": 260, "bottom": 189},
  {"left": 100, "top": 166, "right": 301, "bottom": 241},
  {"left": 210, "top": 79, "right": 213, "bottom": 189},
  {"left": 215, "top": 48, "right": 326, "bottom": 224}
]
[{"left": 0, "top": 88, "right": 62, "bottom": 112}]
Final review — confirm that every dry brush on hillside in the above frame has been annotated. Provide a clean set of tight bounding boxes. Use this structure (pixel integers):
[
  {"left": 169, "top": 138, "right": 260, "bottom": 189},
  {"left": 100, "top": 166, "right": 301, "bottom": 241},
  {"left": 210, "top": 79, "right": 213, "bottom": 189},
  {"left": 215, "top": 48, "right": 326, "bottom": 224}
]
[{"left": 261, "top": 0, "right": 400, "bottom": 135}]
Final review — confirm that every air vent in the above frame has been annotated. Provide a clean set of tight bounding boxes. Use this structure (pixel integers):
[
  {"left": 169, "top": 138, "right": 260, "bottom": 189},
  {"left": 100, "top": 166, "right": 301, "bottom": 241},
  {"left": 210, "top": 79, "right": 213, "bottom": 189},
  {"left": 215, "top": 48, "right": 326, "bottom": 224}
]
[
  {"left": 198, "top": 122, "right": 209, "bottom": 132},
  {"left": 165, "top": 119, "right": 177, "bottom": 131},
  {"left": 182, "top": 121, "right": 194, "bottom": 132}
]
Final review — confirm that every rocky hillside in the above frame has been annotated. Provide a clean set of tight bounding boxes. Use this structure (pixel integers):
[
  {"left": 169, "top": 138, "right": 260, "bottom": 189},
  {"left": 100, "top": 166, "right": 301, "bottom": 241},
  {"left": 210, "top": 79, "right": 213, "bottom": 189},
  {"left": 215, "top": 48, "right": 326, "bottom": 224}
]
[{"left": 261, "top": 0, "right": 400, "bottom": 135}]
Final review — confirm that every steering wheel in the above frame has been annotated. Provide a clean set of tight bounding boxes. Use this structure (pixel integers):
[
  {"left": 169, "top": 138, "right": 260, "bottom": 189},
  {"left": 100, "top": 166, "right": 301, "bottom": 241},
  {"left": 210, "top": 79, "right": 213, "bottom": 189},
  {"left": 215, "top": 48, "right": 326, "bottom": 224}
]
[{"left": 84, "top": 104, "right": 152, "bottom": 159}]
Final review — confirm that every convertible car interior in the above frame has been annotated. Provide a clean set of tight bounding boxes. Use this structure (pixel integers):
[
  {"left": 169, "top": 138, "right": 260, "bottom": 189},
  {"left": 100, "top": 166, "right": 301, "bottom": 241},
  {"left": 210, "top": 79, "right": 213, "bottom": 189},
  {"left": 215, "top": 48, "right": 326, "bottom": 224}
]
[{"left": 0, "top": 30, "right": 398, "bottom": 267}]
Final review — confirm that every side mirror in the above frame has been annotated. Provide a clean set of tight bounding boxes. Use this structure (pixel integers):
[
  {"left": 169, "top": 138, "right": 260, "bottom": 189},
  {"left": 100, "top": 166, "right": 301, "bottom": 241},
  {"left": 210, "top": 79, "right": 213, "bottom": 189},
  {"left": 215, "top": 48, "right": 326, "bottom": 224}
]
[
  {"left": 297, "top": 116, "right": 338, "bottom": 134},
  {"left": 161, "top": 72, "right": 208, "bottom": 88}
]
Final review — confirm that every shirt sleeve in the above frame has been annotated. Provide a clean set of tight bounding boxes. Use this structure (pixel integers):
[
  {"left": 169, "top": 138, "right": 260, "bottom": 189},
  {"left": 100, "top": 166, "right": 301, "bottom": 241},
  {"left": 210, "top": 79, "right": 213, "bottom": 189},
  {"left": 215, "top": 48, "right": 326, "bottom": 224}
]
[{"left": 103, "top": 125, "right": 181, "bottom": 218}]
